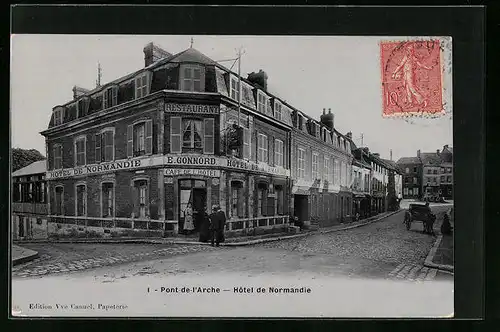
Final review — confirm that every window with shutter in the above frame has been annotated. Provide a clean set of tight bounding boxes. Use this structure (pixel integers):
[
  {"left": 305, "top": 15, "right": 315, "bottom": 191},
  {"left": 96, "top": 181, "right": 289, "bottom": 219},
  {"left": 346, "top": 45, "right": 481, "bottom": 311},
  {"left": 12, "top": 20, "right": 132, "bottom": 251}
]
[
  {"left": 54, "top": 144, "right": 63, "bottom": 169},
  {"left": 170, "top": 117, "right": 182, "bottom": 153},
  {"left": 203, "top": 118, "right": 214, "bottom": 154},
  {"left": 76, "top": 184, "right": 87, "bottom": 216},
  {"left": 145, "top": 120, "right": 153, "bottom": 155},
  {"left": 243, "top": 128, "right": 250, "bottom": 159},
  {"left": 181, "top": 65, "right": 204, "bottom": 92},
  {"left": 274, "top": 139, "right": 284, "bottom": 167},
  {"left": 103, "top": 130, "right": 114, "bottom": 161},
  {"left": 135, "top": 73, "right": 149, "bottom": 99},
  {"left": 133, "top": 123, "right": 146, "bottom": 156},
  {"left": 104, "top": 86, "right": 118, "bottom": 109}
]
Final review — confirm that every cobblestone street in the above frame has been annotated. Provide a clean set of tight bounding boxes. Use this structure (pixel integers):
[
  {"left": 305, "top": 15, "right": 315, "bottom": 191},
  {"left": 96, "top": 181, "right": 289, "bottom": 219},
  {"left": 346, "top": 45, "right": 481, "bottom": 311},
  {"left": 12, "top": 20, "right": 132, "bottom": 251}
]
[{"left": 12, "top": 206, "right": 452, "bottom": 283}]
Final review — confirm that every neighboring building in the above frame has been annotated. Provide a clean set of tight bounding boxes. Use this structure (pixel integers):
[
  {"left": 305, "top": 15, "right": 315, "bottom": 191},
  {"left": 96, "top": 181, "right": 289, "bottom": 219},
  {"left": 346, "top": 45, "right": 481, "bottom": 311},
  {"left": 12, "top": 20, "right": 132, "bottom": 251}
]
[
  {"left": 368, "top": 153, "right": 391, "bottom": 214},
  {"left": 346, "top": 134, "right": 372, "bottom": 220},
  {"left": 420, "top": 150, "right": 444, "bottom": 199},
  {"left": 40, "top": 43, "right": 293, "bottom": 239},
  {"left": 439, "top": 145, "right": 453, "bottom": 199},
  {"left": 11, "top": 160, "right": 49, "bottom": 240},
  {"left": 290, "top": 108, "right": 354, "bottom": 227},
  {"left": 381, "top": 158, "right": 403, "bottom": 211},
  {"left": 396, "top": 155, "right": 423, "bottom": 199}
]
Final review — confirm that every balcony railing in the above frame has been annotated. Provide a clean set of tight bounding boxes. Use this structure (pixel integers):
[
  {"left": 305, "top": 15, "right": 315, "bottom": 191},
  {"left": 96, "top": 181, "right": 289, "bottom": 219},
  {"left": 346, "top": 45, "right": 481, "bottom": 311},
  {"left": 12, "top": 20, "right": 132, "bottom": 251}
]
[
  {"left": 12, "top": 202, "right": 48, "bottom": 215},
  {"left": 48, "top": 215, "right": 165, "bottom": 231},
  {"left": 225, "top": 215, "right": 290, "bottom": 231}
]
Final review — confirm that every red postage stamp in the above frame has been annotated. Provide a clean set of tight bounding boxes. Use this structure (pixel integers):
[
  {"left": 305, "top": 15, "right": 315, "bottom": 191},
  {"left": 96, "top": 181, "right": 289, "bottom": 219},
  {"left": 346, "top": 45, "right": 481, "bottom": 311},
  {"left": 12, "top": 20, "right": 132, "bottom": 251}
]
[{"left": 380, "top": 40, "right": 443, "bottom": 117}]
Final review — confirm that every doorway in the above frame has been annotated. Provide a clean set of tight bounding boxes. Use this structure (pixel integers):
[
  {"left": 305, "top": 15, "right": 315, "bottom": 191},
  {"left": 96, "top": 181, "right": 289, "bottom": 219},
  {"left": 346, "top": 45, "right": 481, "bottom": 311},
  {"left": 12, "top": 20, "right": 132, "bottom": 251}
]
[
  {"left": 293, "top": 194, "right": 309, "bottom": 222},
  {"left": 178, "top": 179, "right": 207, "bottom": 235}
]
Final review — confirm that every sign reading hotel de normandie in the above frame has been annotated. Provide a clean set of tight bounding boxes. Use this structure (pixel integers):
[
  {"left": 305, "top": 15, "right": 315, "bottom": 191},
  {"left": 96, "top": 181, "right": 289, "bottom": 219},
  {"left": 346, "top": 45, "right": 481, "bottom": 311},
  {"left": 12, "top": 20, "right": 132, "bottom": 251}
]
[{"left": 45, "top": 154, "right": 290, "bottom": 180}]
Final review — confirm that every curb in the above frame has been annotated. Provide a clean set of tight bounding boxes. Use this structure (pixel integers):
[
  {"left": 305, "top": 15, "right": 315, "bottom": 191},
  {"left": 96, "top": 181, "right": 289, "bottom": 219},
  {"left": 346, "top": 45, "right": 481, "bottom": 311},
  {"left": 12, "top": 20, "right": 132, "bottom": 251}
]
[
  {"left": 12, "top": 252, "right": 39, "bottom": 266},
  {"left": 12, "top": 211, "right": 402, "bottom": 247},
  {"left": 424, "top": 235, "right": 454, "bottom": 273}
]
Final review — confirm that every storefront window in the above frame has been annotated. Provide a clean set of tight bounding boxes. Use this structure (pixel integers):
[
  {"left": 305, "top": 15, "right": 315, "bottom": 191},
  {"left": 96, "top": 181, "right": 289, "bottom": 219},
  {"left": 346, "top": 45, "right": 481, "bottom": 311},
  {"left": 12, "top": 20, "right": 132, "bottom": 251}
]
[
  {"left": 76, "top": 184, "right": 86, "bottom": 216},
  {"left": 297, "top": 148, "right": 305, "bottom": 179},
  {"left": 275, "top": 185, "right": 284, "bottom": 215},
  {"left": 102, "top": 182, "right": 114, "bottom": 217},
  {"left": 257, "top": 183, "right": 268, "bottom": 217},
  {"left": 231, "top": 181, "right": 245, "bottom": 218},
  {"left": 139, "top": 183, "right": 147, "bottom": 218}
]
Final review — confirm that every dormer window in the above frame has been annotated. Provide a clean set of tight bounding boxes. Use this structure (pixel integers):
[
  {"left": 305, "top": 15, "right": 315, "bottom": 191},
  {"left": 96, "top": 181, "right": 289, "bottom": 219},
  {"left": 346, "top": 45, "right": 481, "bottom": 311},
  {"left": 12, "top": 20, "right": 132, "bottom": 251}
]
[
  {"left": 53, "top": 107, "right": 64, "bottom": 126},
  {"left": 257, "top": 91, "right": 267, "bottom": 114},
  {"left": 76, "top": 97, "right": 89, "bottom": 118},
  {"left": 135, "top": 72, "right": 150, "bottom": 99},
  {"left": 103, "top": 86, "right": 118, "bottom": 109},
  {"left": 298, "top": 114, "right": 303, "bottom": 130},
  {"left": 180, "top": 64, "right": 205, "bottom": 92},
  {"left": 274, "top": 100, "right": 283, "bottom": 121},
  {"left": 230, "top": 76, "right": 240, "bottom": 101}
]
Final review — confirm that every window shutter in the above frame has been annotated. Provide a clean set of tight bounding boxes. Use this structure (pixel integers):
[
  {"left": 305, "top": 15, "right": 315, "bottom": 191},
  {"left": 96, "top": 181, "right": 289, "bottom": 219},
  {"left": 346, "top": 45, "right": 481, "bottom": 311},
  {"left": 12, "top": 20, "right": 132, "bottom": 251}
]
[
  {"left": 243, "top": 128, "right": 250, "bottom": 159},
  {"left": 135, "top": 77, "right": 141, "bottom": 99},
  {"left": 132, "top": 185, "right": 139, "bottom": 218},
  {"left": 127, "top": 125, "right": 133, "bottom": 157},
  {"left": 170, "top": 117, "right": 182, "bottom": 153},
  {"left": 203, "top": 118, "right": 215, "bottom": 154},
  {"left": 95, "top": 133, "right": 101, "bottom": 163},
  {"left": 145, "top": 119, "right": 153, "bottom": 155}
]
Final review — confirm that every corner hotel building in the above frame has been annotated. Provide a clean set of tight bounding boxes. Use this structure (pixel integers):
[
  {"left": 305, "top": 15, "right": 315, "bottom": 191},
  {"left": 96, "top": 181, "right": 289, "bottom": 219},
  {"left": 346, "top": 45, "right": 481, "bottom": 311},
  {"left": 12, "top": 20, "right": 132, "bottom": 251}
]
[{"left": 41, "top": 43, "right": 352, "bottom": 238}]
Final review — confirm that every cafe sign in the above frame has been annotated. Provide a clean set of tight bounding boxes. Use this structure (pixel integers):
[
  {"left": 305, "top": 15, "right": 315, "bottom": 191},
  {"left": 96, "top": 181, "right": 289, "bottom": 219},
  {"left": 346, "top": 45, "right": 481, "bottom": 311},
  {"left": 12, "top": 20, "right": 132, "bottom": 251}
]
[
  {"left": 164, "top": 168, "right": 221, "bottom": 177},
  {"left": 165, "top": 103, "right": 219, "bottom": 115}
]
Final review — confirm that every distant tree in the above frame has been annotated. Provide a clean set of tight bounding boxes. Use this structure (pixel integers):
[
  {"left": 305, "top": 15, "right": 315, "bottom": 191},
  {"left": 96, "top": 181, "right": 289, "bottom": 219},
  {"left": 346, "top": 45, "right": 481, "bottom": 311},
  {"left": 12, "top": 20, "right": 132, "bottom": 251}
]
[{"left": 12, "top": 148, "right": 45, "bottom": 172}]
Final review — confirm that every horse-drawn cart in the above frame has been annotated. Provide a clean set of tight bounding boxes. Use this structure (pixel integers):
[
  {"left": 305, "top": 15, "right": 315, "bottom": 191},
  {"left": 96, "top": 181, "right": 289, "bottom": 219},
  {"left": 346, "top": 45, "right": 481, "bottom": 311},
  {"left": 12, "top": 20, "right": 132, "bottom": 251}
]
[{"left": 404, "top": 203, "right": 436, "bottom": 234}]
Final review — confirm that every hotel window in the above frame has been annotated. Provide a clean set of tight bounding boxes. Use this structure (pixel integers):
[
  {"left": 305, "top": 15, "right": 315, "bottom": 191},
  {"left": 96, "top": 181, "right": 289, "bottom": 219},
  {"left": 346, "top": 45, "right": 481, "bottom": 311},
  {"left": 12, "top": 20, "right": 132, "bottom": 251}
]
[
  {"left": 53, "top": 107, "right": 64, "bottom": 126},
  {"left": 134, "top": 179, "right": 148, "bottom": 218},
  {"left": 102, "top": 182, "right": 114, "bottom": 218},
  {"left": 103, "top": 86, "right": 118, "bottom": 109},
  {"left": 75, "top": 184, "right": 87, "bottom": 217},
  {"left": 183, "top": 119, "right": 203, "bottom": 150},
  {"left": 413, "top": 177, "right": 417, "bottom": 184},
  {"left": 181, "top": 65, "right": 204, "bottom": 92},
  {"left": 274, "top": 101, "right": 283, "bottom": 121},
  {"left": 447, "top": 176, "right": 452, "bottom": 182},
  {"left": 257, "top": 133, "right": 268, "bottom": 163},
  {"left": 257, "top": 183, "right": 268, "bottom": 216},
  {"left": 95, "top": 129, "right": 115, "bottom": 163},
  {"left": 447, "top": 167, "right": 452, "bottom": 173},
  {"left": 230, "top": 77, "right": 240, "bottom": 101},
  {"left": 54, "top": 186, "right": 64, "bottom": 215},
  {"left": 127, "top": 120, "right": 153, "bottom": 157},
  {"left": 135, "top": 72, "right": 149, "bottom": 99},
  {"left": 297, "top": 148, "right": 305, "bottom": 179},
  {"left": 53, "top": 144, "right": 63, "bottom": 170},
  {"left": 257, "top": 91, "right": 267, "bottom": 114},
  {"left": 74, "top": 136, "right": 86, "bottom": 166},
  {"left": 230, "top": 181, "right": 245, "bottom": 218},
  {"left": 243, "top": 126, "right": 250, "bottom": 160},
  {"left": 312, "top": 153, "right": 319, "bottom": 180},
  {"left": 274, "top": 139, "right": 284, "bottom": 167},
  {"left": 441, "top": 175, "right": 445, "bottom": 182},
  {"left": 405, "top": 167, "right": 409, "bottom": 173},
  {"left": 433, "top": 169, "right": 438, "bottom": 174}
]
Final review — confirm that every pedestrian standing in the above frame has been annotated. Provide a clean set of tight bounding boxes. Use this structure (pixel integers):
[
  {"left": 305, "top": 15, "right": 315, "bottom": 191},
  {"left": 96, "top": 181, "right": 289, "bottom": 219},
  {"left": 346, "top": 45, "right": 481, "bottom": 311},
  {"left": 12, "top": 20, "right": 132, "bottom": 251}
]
[
  {"left": 209, "top": 205, "right": 226, "bottom": 247},
  {"left": 183, "top": 203, "right": 195, "bottom": 235},
  {"left": 198, "top": 206, "right": 211, "bottom": 243}
]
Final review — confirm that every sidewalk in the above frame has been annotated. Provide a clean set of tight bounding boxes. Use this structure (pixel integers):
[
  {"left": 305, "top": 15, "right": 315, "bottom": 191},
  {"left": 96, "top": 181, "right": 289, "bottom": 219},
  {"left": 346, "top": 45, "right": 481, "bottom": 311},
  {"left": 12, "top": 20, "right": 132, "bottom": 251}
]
[
  {"left": 424, "top": 207, "right": 454, "bottom": 273},
  {"left": 13, "top": 210, "right": 401, "bottom": 247},
  {"left": 12, "top": 245, "right": 39, "bottom": 266}
]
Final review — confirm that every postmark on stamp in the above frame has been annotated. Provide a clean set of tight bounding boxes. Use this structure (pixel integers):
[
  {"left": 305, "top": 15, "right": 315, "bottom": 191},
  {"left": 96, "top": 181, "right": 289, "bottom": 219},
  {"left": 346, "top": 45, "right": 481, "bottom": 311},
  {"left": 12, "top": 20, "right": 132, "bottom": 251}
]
[{"left": 380, "top": 39, "right": 446, "bottom": 118}]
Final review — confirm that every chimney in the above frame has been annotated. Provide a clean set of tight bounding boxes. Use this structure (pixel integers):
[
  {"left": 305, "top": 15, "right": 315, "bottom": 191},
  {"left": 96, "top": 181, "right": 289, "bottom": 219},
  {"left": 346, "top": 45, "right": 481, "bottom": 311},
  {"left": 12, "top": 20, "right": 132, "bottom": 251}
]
[
  {"left": 417, "top": 149, "right": 421, "bottom": 159},
  {"left": 72, "top": 86, "right": 90, "bottom": 100},
  {"left": 390, "top": 149, "right": 393, "bottom": 161},
  {"left": 247, "top": 69, "right": 268, "bottom": 91},
  {"left": 320, "top": 108, "right": 334, "bottom": 131},
  {"left": 346, "top": 132, "right": 352, "bottom": 140},
  {"left": 436, "top": 149, "right": 440, "bottom": 155},
  {"left": 323, "top": 108, "right": 326, "bottom": 115},
  {"left": 143, "top": 42, "right": 172, "bottom": 67}
]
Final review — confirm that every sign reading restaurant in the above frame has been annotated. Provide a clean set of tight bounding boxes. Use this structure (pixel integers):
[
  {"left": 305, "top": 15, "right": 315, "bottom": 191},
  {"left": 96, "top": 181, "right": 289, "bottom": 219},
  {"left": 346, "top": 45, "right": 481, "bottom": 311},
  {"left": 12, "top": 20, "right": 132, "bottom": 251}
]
[
  {"left": 165, "top": 103, "right": 219, "bottom": 115},
  {"left": 46, "top": 154, "right": 290, "bottom": 180}
]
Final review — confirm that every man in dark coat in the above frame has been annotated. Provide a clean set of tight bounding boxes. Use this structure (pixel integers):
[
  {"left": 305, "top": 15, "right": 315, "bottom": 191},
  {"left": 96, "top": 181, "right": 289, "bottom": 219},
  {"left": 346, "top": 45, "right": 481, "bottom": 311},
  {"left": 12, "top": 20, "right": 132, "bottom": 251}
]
[{"left": 209, "top": 205, "right": 226, "bottom": 247}]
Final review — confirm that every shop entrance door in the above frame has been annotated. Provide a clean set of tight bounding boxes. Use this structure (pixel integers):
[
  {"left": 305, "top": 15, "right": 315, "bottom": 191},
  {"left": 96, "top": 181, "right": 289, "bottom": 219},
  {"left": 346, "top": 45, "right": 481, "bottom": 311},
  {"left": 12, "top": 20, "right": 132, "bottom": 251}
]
[{"left": 178, "top": 179, "right": 207, "bottom": 235}]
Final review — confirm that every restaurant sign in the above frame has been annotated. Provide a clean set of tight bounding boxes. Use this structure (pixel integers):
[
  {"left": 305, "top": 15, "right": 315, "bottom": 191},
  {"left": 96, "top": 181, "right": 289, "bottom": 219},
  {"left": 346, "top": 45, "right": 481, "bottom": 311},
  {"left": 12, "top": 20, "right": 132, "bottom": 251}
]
[{"left": 165, "top": 103, "right": 219, "bottom": 115}]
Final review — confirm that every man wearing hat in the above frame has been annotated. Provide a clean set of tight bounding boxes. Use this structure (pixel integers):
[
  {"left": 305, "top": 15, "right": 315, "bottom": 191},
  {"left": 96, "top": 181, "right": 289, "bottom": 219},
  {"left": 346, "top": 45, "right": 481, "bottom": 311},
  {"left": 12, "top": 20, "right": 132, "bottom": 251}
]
[{"left": 209, "top": 204, "right": 226, "bottom": 247}]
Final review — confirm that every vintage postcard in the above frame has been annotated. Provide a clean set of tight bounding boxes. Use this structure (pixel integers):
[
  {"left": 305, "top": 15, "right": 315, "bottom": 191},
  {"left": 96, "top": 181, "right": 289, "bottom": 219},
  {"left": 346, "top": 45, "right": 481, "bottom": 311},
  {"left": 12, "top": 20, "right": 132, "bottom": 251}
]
[{"left": 10, "top": 35, "right": 453, "bottom": 318}]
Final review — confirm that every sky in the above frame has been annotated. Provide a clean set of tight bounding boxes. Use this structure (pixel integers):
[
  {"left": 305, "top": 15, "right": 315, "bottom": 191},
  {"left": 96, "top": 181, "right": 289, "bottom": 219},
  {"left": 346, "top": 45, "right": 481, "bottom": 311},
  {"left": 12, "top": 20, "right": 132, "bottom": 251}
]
[{"left": 10, "top": 35, "right": 452, "bottom": 161}]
